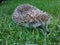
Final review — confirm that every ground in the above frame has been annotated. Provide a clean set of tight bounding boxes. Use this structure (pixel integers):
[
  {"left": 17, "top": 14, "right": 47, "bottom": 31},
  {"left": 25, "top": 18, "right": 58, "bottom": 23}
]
[{"left": 0, "top": 0, "right": 60, "bottom": 45}]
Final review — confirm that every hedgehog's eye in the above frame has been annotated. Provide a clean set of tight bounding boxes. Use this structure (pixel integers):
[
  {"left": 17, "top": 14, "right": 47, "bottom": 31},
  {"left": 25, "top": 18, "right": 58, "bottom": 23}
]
[
  {"left": 29, "top": 21, "right": 37, "bottom": 25},
  {"left": 29, "top": 22, "right": 35, "bottom": 24}
]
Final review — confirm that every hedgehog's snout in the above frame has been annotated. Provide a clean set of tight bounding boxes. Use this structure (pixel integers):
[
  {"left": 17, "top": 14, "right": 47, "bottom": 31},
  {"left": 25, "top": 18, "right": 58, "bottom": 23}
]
[
  {"left": 46, "top": 25, "right": 50, "bottom": 34},
  {"left": 46, "top": 28, "right": 50, "bottom": 34}
]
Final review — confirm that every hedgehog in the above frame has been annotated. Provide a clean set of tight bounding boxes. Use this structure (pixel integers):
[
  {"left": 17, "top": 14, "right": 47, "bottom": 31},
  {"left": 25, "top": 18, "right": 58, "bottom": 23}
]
[{"left": 12, "top": 4, "right": 50, "bottom": 34}]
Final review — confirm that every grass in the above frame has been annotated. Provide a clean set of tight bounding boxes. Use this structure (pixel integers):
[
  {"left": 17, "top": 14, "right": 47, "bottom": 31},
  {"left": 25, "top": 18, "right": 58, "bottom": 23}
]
[{"left": 0, "top": 0, "right": 60, "bottom": 45}]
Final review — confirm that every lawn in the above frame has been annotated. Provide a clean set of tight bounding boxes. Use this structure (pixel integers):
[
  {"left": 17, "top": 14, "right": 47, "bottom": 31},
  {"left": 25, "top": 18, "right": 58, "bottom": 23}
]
[{"left": 0, "top": 0, "right": 60, "bottom": 45}]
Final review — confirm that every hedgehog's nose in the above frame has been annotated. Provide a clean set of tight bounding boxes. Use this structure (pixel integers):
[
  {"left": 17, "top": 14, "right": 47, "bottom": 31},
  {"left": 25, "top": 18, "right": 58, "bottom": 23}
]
[{"left": 46, "top": 28, "right": 50, "bottom": 34}]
